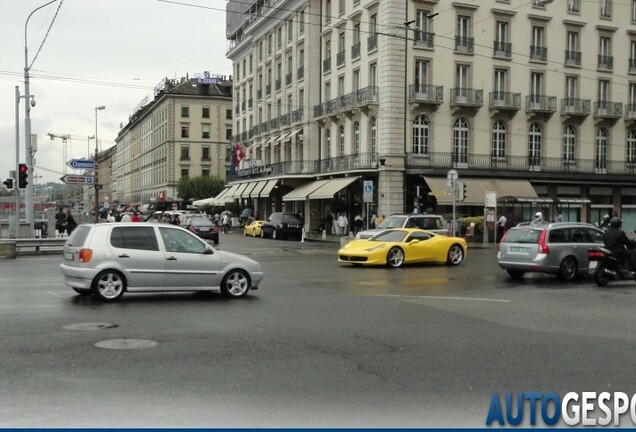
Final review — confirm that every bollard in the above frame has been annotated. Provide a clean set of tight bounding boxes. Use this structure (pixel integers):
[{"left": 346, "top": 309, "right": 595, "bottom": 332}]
[{"left": 300, "top": 227, "right": 305, "bottom": 242}]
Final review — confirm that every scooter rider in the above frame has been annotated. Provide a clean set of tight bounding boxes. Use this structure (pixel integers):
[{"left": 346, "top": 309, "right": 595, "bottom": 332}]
[{"left": 603, "top": 217, "right": 636, "bottom": 270}]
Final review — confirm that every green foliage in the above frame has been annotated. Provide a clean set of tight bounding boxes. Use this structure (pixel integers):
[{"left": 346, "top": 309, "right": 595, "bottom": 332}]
[
  {"left": 458, "top": 216, "right": 484, "bottom": 235},
  {"left": 177, "top": 176, "right": 225, "bottom": 201}
]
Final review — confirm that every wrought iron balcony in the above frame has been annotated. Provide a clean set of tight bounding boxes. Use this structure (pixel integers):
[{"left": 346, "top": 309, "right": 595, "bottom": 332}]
[
  {"left": 594, "top": 101, "right": 622, "bottom": 119},
  {"left": 297, "top": 66, "right": 304, "bottom": 80},
  {"left": 367, "top": 34, "right": 377, "bottom": 52},
  {"left": 526, "top": 95, "right": 557, "bottom": 113},
  {"left": 565, "top": 50, "right": 581, "bottom": 66},
  {"left": 259, "top": 122, "right": 270, "bottom": 134},
  {"left": 560, "top": 98, "right": 590, "bottom": 116},
  {"left": 314, "top": 153, "right": 378, "bottom": 173},
  {"left": 323, "top": 57, "right": 331, "bottom": 73},
  {"left": 630, "top": 59, "right": 636, "bottom": 74},
  {"left": 409, "top": 84, "right": 443, "bottom": 105},
  {"left": 415, "top": 31, "right": 434, "bottom": 49},
  {"left": 530, "top": 45, "right": 548, "bottom": 61},
  {"left": 489, "top": 92, "right": 521, "bottom": 110},
  {"left": 269, "top": 118, "right": 279, "bottom": 129},
  {"left": 493, "top": 41, "right": 511, "bottom": 58},
  {"left": 291, "top": 107, "right": 304, "bottom": 123},
  {"left": 351, "top": 42, "right": 361, "bottom": 60},
  {"left": 598, "top": 55, "right": 613, "bottom": 70},
  {"left": 314, "top": 86, "right": 378, "bottom": 118},
  {"left": 450, "top": 88, "right": 483, "bottom": 107},
  {"left": 336, "top": 50, "right": 345, "bottom": 67},
  {"left": 279, "top": 113, "right": 290, "bottom": 127},
  {"left": 455, "top": 36, "right": 474, "bottom": 53},
  {"left": 625, "top": 103, "right": 636, "bottom": 121}
]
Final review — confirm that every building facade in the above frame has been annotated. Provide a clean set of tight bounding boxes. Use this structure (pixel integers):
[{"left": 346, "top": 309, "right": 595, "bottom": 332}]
[
  {"left": 113, "top": 76, "right": 233, "bottom": 205},
  {"left": 227, "top": 0, "right": 636, "bottom": 231}
]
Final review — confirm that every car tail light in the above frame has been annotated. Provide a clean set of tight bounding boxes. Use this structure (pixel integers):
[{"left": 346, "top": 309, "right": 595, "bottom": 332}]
[
  {"left": 188, "top": 226, "right": 196, "bottom": 233},
  {"left": 538, "top": 229, "right": 549, "bottom": 254},
  {"left": 588, "top": 249, "right": 605, "bottom": 260},
  {"left": 213, "top": 225, "right": 219, "bottom": 233},
  {"left": 79, "top": 248, "right": 93, "bottom": 263}
]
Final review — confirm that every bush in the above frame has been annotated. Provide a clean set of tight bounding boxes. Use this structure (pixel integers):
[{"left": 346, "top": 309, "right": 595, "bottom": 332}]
[{"left": 459, "top": 216, "right": 484, "bottom": 235}]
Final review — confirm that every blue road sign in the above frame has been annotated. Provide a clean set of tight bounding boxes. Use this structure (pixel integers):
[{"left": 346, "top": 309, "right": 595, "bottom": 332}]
[{"left": 66, "top": 159, "right": 95, "bottom": 170}]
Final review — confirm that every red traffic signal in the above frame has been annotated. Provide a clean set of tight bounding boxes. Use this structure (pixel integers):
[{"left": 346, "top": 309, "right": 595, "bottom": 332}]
[{"left": 18, "top": 163, "right": 28, "bottom": 189}]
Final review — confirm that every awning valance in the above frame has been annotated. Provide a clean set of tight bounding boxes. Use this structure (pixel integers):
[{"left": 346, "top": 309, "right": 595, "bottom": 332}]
[
  {"left": 282, "top": 180, "right": 330, "bottom": 202},
  {"left": 259, "top": 179, "right": 280, "bottom": 197},
  {"left": 424, "top": 177, "right": 538, "bottom": 206},
  {"left": 308, "top": 177, "right": 359, "bottom": 200}
]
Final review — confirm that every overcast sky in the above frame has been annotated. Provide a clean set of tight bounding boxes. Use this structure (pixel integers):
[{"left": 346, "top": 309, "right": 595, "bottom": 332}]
[{"left": 0, "top": 0, "right": 231, "bottom": 184}]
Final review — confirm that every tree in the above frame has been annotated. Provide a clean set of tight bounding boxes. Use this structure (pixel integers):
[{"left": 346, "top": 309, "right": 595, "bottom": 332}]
[{"left": 177, "top": 176, "right": 225, "bottom": 201}]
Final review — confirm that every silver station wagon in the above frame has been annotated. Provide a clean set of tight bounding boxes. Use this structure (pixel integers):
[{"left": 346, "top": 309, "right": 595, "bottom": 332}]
[
  {"left": 60, "top": 223, "right": 264, "bottom": 301},
  {"left": 497, "top": 222, "right": 604, "bottom": 281}
]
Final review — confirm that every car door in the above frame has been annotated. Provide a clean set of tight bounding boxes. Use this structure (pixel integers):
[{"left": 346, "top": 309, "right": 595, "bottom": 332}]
[
  {"left": 404, "top": 231, "right": 435, "bottom": 263},
  {"left": 579, "top": 227, "right": 605, "bottom": 269},
  {"left": 158, "top": 226, "right": 223, "bottom": 289},
  {"left": 109, "top": 226, "right": 165, "bottom": 288}
]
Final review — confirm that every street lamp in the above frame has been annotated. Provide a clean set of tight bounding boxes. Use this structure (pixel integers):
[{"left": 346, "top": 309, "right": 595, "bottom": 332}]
[{"left": 94, "top": 105, "right": 105, "bottom": 223}]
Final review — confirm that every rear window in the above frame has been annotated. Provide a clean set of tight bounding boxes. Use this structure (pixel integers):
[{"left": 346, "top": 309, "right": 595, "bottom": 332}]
[
  {"left": 66, "top": 225, "right": 91, "bottom": 247},
  {"left": 283, "top": 214, "right": 303, "bottom": 224},
  {"left": 502, "top": 228, "right": 542, "bottom": 244},
  {"left": 190, "top": 218, "right": 214, "bottom": 227}
]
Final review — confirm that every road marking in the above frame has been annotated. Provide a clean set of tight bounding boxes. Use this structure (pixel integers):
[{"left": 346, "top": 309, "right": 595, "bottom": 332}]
[{"left": 373, "top": 294, "right": 511, "bottom": 303}]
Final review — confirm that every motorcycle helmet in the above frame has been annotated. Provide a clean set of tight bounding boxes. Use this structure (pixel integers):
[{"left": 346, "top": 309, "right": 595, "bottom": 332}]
[
  {"left": 533, "top": 211, "right": 544, "bottom": 222},
  {"left": 609, "top": 216, "right": 622, "bottom": 229}
]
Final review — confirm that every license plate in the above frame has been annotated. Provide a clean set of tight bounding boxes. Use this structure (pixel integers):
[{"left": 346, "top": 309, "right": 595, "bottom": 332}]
[
  {"left": 509, "top": 246, "right": 529, "bottom": 254},
  {"left": 589, "top": 261, "right": 598, "bottom": 269},
  {"left": 288, "top": 224, "right": 298, "bottom": 228},
  {"left": 199, "top": 227, "right": 209, "bottom": 232},
  {"left": 64, "top": 252, "right": 74, "bottom": 261}
]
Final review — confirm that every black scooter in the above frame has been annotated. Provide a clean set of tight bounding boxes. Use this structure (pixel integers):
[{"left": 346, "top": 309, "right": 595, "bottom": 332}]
[{"left": 588, "top": 247, "right": 636, "bottom": 286}]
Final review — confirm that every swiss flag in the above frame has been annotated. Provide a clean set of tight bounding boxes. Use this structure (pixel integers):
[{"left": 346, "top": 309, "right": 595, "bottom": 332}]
[{"left": 234, "top": 143, "right": 245, "bottom": 169}]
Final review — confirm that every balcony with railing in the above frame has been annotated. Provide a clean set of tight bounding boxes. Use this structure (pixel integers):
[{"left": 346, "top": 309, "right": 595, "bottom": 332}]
[
  {"left": 314, "top": 86, "right": 379, "bottom": 119},
  {"left": 231, "top": 159, "right": 308, "bottom": 180},
  {"left": 368, "top": 34, "right": 377, "bottom": 52},
  {"left": 493, "top": 41, "right": 511, "bottom": 58},
  {"left": 625, "top": 103, "right": 636, "bottom": 122},
  {"left": 269, "top": 118, "right": 279, "bottom": 129},
  {"left": 415, "top": 31, "right": 434, "bottom": 49},
  {"left": 598, "top": 55, "right": 613, "bottom": 70},
  {"left": 455, "top": 36, "right": 474, "bottom": 53},
  {"left": 489, "top": 92, "right": 521, "bottom": 111},
  {"left": 250, "top": 126, "right": 259, "bottom": 138},
  {"left": 336, "top": 50, "right": 345, "bottom": 67},
  {"left": 450, "top": 88, "right": 483, "bottom": 108},
  {"left": 560, "top": 98, "right": 590, "bottom": 117},
  {"left": 593, "top": 101, "right": 622, "bottom": 119},
  {"left": 526, "top": 95, "right": 557, "bottom": 113},
  {"left": 279, "top": 113, "right": 291, "bottom": 127},
  {"left": 286, "top": 73, "right": 292, "bottom": 86},
  {"left": 297, "top": 66, "right": 304, "bottom": 80},
  {"left": 630, "top": 59, "right": 636, "bottom": 74},
  {"left": 323, "top": 57, "right": 331, "bottom": 73},
  {"left": 351, "top": 42, "right": 361, "bottom": 60},
  {"left": 530, "top": 45, "right": 548, "bottom": 61},
  {"left": 314, "top": 153, "right": 377, "bottom": 173},
  {"left": 259, "top": 122, "right": 270, "bottom": 134},
  {"left": 565, "top": 50, "right": 581, "bottom": 66},
  {"left": 409, "top": 84, "right": 443, "bottom": 105}
]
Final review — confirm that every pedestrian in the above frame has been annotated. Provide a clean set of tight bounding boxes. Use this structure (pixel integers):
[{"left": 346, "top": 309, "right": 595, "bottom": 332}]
[
  {"left": 555, "top": 210, "right": 564, "bottom": 223},
  {"left": 497, "top": 214, "right": 507, "bottom": 242},
  {"left": 353, "top": 215, "right": 364, "bottom": 235},
  {"left": 65, "top": 209, "right": 78, "bottom": 236},
  {"left": 107, "top": 211, "right": 116, "bottom": 223},
  {"left": 131, "top": 212, "right": 141, "bottom": 222},
  {"left": 370, "top": 213, "right": 376, "bottom": 229},
  {"left": 337, "top": 213, "right": 348, "bottom": 236},
  {"left": 161, "top": 212, "right": 171, "bottom": 224},
  {"left": 221, "top": 213, "right": 230, "bottom": 233},
  {"left": 324, "top": 212, "right": 333, "bottom": 236},
  {"left": 374, "top": 214, "right": 385, "bottom": 227},
  {"left": 55, "top": 207, "right": 67, "bottom": 238},
  {"left": 121, "top": 212, "right": 132, "bottom": 223}
]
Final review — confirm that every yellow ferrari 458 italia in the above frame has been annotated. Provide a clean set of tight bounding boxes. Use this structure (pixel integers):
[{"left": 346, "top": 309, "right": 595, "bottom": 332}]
[
  {"left": 338, "top": 228, "right": 467, "bottom": 268},
  {"left": 244, "top": 220, "right": 265, "bottom": 237}
]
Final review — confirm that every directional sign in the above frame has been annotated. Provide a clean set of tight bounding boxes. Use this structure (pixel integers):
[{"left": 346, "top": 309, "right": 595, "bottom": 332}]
[
  {"left": 94, "top": 184, "right": 103, "bottom": 190},
  {"left": 60, "top": 174, "right": 95, "bottom": 185},
  {"left": 66, "top": 159, "right": 95, "bottom": 170}
]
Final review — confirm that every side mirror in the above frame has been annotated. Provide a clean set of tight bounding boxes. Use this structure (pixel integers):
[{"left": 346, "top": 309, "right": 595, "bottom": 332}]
[{"left": 204, "top": 247, "right": 214, "bottom": 255}]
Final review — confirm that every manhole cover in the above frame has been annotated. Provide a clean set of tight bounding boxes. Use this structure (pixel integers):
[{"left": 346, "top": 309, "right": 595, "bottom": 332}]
[
  {"left": 94, "top": 338, "right": 159, "bottom": 350},
  {"left": 63, "top": 322, "right": 118, "bottom": 331}
]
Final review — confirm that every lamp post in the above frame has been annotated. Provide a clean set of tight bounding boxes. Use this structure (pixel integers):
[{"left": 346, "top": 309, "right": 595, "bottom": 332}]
[{"left": 94, "top": 106, "right": 105, "bottom": 223}]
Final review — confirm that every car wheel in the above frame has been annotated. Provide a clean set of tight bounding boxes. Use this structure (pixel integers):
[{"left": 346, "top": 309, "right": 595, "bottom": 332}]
[
  {"left": 594, "top": 268, "right": 610, "bottom": 287},
  {"left": 386, "top": 247, "right": 404, "bottom": 268},
  {"left": 446, "top": 244, "right": 464, "bottom": 265},
  {"left": 557, "top": 256, "right": 578, "bottom": 281},
  {"left": 72, "top": 288, "right": 92, "bottom": 296},
  {"left": 92, "top": 270, "right": 126, "bottom": 301},
  {"left": 506, "top": 270, "right": 525, "bottom": 279},
  {"left": 220, "top": 269, "right": 251, "bottom": 298}
]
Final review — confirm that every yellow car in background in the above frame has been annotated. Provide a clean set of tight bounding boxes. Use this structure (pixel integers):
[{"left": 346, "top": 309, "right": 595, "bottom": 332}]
[
  {"left": 244, "top": 220, "right": 265, "bottom": 237},
  {"left": 338, "top": 228, "right": 467, "bottom": 268}
]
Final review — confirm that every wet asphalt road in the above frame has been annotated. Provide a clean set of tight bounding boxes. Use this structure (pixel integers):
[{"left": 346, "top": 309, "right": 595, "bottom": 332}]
[{"left": 2, "top": 234, "right": 636, "bottom": 427}]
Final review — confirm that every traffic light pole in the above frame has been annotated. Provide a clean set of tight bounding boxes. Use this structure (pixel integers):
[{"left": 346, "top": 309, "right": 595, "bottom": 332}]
[{"left": 14, "top": 86, "right": 21, "bottom": 238}]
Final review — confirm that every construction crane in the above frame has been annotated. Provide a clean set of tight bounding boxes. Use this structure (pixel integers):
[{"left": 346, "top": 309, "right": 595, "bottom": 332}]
[{"left": 47, "top": 132, "right": 95, "bottom": 174}]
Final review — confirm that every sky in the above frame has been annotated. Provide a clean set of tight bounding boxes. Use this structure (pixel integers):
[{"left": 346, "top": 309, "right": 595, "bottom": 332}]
[{"left": 0, "top": 0, "right": 232, "bottom": 184}]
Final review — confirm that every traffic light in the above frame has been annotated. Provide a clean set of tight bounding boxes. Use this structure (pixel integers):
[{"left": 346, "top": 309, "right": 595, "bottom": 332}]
[
  {"left": 456, "top": 181, "right": 467, "bottom": 202},
  {"left": 2, "top": 178, "right": 13, "bottom": 190},
  {"left": 18, "top": 163, "right": 28, "bottom": 189},
  {"left": 462, "top": 182, "right": 468, "bottom": 201}
]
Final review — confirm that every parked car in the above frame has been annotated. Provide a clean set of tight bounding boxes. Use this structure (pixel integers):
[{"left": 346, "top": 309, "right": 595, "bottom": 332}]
[
  {"left": 60, "top": 223, "right": 264, "bottom": 301},
  {"left": 339, "top": 228, "right": 467, "bottom": 268},
  {"left": 261, "top": 212, "right": 304, "bottom": 240},
  {"left": 183, "top": 216, "right": 219, "bottom": 245},
  {"left": 356, "top": 214, "right": 448, "bottom": 239},
  {"left": 244, "top": 220, "right": 265, "bottom": 237},
  {"left": 497, "top": 221, "right": 604, "bottom": 281}
]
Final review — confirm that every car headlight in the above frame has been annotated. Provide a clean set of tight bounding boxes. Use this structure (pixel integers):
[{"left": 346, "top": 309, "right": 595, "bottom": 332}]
[{"left": 364, "top": 244, "right": 385, "bottom": 252}]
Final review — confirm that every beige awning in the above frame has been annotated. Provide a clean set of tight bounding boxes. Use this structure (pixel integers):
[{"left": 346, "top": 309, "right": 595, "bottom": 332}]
[
  {"left": 259, "top": 179, "right": 280, "bottom": 197},
  {"left": 193, "top": 186, "right": 230, "bottom": 206},
  {"left": 308, "top": 177, "right": 359, "bottom": 200},
  {"left": 250, "top": 180, "right": 268, "bottom": 198},
  {"left": 288, "top": 129, "right": 302, "bottom": 140},
  {"left": 282, "top": 180, "right": 331, "bottom": 202},
  {"left": 424, "top": 177, "right": 537, "bottom": 206},
  {"left": 232, "top": 182, "right": 249, "bottom": 199},
  {"left": 222, "top": 184, "right": 240, "bottom": 201},
  {"left": 241, "top": 182, "right": 257, "bottom": 198}
]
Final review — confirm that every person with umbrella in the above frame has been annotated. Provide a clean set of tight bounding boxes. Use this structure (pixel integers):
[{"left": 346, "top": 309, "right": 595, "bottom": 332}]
[{"left": 240, "top": 207, "right": 253, "bottom": 227}]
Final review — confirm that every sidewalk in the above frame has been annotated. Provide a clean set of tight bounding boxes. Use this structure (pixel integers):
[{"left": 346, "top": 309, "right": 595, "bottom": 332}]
[{"left": 302, "top": 230, "right": 497, "bottom": 248}]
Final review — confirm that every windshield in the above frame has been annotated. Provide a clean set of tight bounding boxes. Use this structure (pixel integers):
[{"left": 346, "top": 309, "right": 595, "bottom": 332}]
[
  {"left": 377, "top": 216, "right": 407, "bottom": 229},
  {"left": 370, "top": 230, "right": 408, "bottom": 242}
]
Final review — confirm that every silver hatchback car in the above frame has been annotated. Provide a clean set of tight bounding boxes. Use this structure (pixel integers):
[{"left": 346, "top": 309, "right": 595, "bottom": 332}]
[
  {"left": 60, "top": 223, "right": 264, "bottom": 301},
  {"left": 497, "top": 222, "right": 604, "bottom": 281}
]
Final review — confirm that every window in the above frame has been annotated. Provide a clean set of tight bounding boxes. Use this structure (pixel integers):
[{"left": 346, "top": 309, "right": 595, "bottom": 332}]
[
  {"left": 629, "top": 83, "right": 636, "bottom": 113},
  {"left": 453, "top": 118, "right": 468, "bottom": 164},
  {"left": 110, "top": 227, "right": 159, "bottom": 251},
  {"left": 528, "top": 123, "right": 542, "bottom": 167},
  {"left": 492, "top": 121, "right": 506, "bottom": 158},
  {"left": 369, "top": 63, "right": 377, "bottom": 87},
  {"left": 288, "top": 18, "right": 293, "bottom": 41},
  {"left": 494, "top": 21, "right": 510, "bottom": 57},
  {"left": 598, "top": 79, "right": 610, "bottom": 109},
  {"left": 530, "top": 72, "right": 543, "bottom": 104},
  {"left": 277, "top": 27, "right": 282, "bottom": 48},
  {"left": 226, "top": 128, "right": 232, "bottom": 140},
  {"left": 599, "top": 36, "right": 612, "bottom": 69},
  {"left": 563, "top": 125, "right": 576, "bottom": 162},
  {"left": 627, "top": 129, "right": 636, "bottom": 163},
  {"left": 596, "top": 128, "right": 608, "bottom": 171},
  {"left": 325, "top": 0, "right": 331, "bottom": 23},
  {"left": 566, "top": 31, "right": 580, "bottom": 65},
  {"left": 531, "top": 26, "right": 546, "bottom": 60},
  {"left": 202, "top": 124, "right": 210, "bottom": 139},
  {"left": 370, "top": 117, "right": 377, "bottom": 156},
  {"left": 352, "top": 69, "right": 360, "bottom": 92},
  {"left": 600, "top": 0, "right": 611, "bottom": 18},
  {"left": 456, "top": 15, "right": 471, "bottom": 51},
  {"left": 202, "top": 146, "right": 210, "bottom": 160},
  {"left": 202, "top": 106, "right": 210, "bottom": 118},
  {"left": 202, "top": 169, "right": 209, "bottom": 177},
  {"left": 181, "top": 124, "right": 190, "bottom": 139},
  {"left": 181, "top": 105, "right": 189, "bottom": 117},
  {"left": 568, "top": 0, "right": 579, "bottom": 13},
  {"left": 159, "top": 227, "right": 207, "bottom": 254},
  {"left": 299, "top": 9, "right": 305, "bottom": 34},
  {"left": 181, "top": 168, "right": 189, "bottom": 178},
  {"left": 633, "top": 0, "right": 636, "bottom": 22},
  {"left": 415, "top": 60, "right": 429, "bottom": 88},
  {"left": 180, "top": 145, "right": 190, "bottom": 160},
  {"left": 326, "top": 129, "right": 331, "bottom": 158},
  {"left": 226, "top": 109, "right": 232, "bottom": 119},
  {"left": 338, "top": 0, "right": 344, "bottom": 15},
  {"left": 412, "top": 114, "right": 429, "bottom": 155},
  {"left": 339, "top": 125, "right": 345, "bottom": 155},
  {"left": 353, "top": 122, "right": 360, "bottom": 155},
  {"left": 494, "top": 68, "right": 507, "bottom": 102}
]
